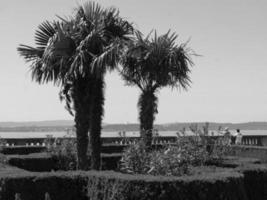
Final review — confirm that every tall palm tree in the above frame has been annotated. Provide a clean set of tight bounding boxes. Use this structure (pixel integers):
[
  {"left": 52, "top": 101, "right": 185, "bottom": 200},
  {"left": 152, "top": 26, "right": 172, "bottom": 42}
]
[
  {"left": 18, "top": 1, "right": 133, "bottom": 170},
  {"left": 121, "top": 31, "right": 193, "bottom": 148}
]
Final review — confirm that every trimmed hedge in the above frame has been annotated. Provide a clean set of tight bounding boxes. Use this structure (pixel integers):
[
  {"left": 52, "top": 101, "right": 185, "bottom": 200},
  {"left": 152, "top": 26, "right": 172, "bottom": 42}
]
[
  {"left": 0, "top": 168, "right": 247, "bottom": 200},
  {"left": 230, "top": 145, "right": 267, "bottom": 163},
  {"left": 3, "top": 153, "right": 267, "bottom": 200},
  {"left": 0, "top": 171, "right": 89, "bottom": 200},
  {"left": 1, "top": 146, "right": 46, "bottom": 155},
  {"left": 206, "top": 156, "right": 261, "bottom": 168},
  {"left": 6, "top": 153, "right": 122, "bottom": 172},
  {"left": 237, "top": 164, "right": 267, "bottom": 200},
  {"left": 6, "top": 153, "right": 57, "bottom": 172}
]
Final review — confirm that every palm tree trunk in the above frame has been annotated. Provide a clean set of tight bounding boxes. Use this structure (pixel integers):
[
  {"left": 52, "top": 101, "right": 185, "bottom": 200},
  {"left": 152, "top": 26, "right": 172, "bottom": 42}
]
[
  {"left": 73, "top": 77, "right": 92, "bottom": 170},
  {"left": 75, "top": 111, "right": 90, "bottom": 170},
  {"left": 138, "top": 90, "right": 158, "bottom": 148},
  {"left": 90, "top": 77, "right": 105, "bottom": 170}
]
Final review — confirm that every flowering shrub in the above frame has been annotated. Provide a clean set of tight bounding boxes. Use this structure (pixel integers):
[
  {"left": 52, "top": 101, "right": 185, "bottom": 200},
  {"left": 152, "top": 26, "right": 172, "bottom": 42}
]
[
  {"left": 120, "top": 124, "right": 231, "bottom": 176},
  {"left": 120, "top": 141, "right": 150, "bottom": 174},
  {"left": 120, "top": 140, "right": 208, "bottom": 176},
  {"left": 45, "top": 130, "right": 77, "bottom": 170},
  {"left": 148, "top": 146, "right": 191, "bottom": 176}
]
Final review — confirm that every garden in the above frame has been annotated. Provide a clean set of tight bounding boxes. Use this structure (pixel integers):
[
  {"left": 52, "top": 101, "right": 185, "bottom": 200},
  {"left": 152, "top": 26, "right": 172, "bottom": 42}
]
[{"left": 5, "top": 1, "right": 267, "bottom": 199}]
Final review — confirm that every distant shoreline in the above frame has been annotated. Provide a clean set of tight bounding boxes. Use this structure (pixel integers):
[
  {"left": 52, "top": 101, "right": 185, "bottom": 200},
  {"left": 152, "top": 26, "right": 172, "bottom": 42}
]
[
  {"left": 0, "top": 130, "right": 266, "bottom": 139},
  {"left": 0, "top": 121, "right": 267, "bottom": 132}
]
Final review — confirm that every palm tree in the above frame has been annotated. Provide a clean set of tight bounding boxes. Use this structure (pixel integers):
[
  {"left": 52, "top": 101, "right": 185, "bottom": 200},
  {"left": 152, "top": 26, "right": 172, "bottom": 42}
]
[
  {"left": 121, "top": 31, "right": 193, "bottom": 148},
  {"left": 18, "top": 1, "right": 133, "bottom": 170}
]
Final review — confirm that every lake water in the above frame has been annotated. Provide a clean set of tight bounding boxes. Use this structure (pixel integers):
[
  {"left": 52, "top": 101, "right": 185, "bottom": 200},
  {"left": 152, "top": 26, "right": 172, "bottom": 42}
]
[{"left": 0, "top": 130, "right": 266, "bottom": 138}]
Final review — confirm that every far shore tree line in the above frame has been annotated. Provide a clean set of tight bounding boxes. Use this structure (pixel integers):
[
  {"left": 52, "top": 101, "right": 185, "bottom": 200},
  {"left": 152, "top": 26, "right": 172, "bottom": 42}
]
[{"left": 17, "top": 1, "right": 193, "bottom": 170}]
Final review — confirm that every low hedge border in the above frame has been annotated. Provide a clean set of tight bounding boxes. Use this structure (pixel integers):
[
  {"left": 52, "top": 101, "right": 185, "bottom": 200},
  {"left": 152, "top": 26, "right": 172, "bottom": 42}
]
[
  {"left": 6, "top": 152, "right": 261, "bottom": 173},
  {"left": 0, "top": 168, "right": 247, "bottom": 200},
  {"left": 236, "top": 164, "right": 267, "bottom": 200},
  {"left": 3, "top": 153, "right": 267, "bottom": 200},
  {"left": 6, "top": 153, "right": 122, "bottom": 172},
  {"left": 6, "top": 153, "right": 57, "bottom": 172},
  {"left": 1, "top": 146, "right": 46, "bottom": 155}
]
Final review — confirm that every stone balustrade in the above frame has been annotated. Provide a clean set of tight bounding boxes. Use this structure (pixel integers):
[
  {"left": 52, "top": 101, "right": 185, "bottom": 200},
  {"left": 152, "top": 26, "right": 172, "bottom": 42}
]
[{"left": 0, "top": 134, "right": 266, "bottom": 147}]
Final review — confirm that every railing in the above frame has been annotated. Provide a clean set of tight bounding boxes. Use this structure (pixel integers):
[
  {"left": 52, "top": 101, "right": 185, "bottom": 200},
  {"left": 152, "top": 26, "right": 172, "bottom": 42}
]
[
  {"left": 0, "top": 133, "right": 266, "bottom": 147},
  {"left": 0, "top": 136, "right": 178, "bottom": 147}
]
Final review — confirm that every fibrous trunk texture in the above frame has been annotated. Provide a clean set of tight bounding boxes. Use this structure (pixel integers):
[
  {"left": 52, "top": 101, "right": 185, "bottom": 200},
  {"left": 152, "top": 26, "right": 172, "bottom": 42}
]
[
  {"left": 138, "top": 90, "right": 158, "bottom": 148},
  {"left": 73, "top": 77, "right": 92, "bottom": 170},
  {"left": 89, "top": 77, "right": 105, "bottom": 170}
]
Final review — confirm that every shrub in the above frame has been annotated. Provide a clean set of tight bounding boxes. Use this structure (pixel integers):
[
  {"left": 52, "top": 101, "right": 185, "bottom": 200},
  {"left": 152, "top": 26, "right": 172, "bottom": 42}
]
[
  {"left": 0, "top": 169, "right": 248, "bottom": 200},
  {"left": 120, "top": 141, "right": 150, "bottom": 174},
  {"left": 120, "top": 140, "right": 209, "bottom": 176},
  {"left": 149, "top": 146, "right": 193, "bottom": 176},
  {"left": 45, "top": 130, "right": 80, "bottom": 171},
  {"left": 47, "top": 138, "right": 77, "bottom": 170}
]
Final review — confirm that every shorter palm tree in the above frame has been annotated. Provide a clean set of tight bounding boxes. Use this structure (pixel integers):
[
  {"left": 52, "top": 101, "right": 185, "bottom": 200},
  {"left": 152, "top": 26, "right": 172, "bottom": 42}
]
[{"left": 121, "top": 31, "right": 194, "bottom": 148}]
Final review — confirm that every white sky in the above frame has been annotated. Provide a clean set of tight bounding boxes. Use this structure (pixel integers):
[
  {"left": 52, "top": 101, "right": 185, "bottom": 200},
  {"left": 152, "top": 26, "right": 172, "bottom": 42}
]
[{"left": 0, "top": 0, "right": 266, "bottom": 123}]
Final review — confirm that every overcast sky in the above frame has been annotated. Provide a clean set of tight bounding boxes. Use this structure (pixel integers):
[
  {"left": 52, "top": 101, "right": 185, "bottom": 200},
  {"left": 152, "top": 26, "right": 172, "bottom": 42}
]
[{"left": 0, "top": 0, "right": 266, "bottom": 123}]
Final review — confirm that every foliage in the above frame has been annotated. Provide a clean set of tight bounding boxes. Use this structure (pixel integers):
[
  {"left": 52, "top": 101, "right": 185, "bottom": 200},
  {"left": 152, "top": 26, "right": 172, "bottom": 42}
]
[
  {"left": 87, "top": 178, "right": 126, "bottom": 200},
  {"left": 120, "top": 141, "right": 150, "bottom": 174},
  {"left": 148, "top": 146, "right": 191, "bottom": 176},
  {"left": 46, "top": 132, "right": 78, "bottom": 171},
  {"left": 6, "top": 153, "right": 55, "bottom": 172},
  {"left": 17, "top": 1, "right": 134, "bottom": 170},
  {"left": 186, "top": 123, "right": 231, "bottom": 164},
  {"left": 120, "top": 30, "right": 194, "bottom": 148},
  {"left": 120, "top": 140, "right": 206, "bottom": 176},
  {"left": 120, "top": 123, "right": 232, "bottom": 176},
  {"left": 0, "top": 169, "right": 250, "bottom": 200}
]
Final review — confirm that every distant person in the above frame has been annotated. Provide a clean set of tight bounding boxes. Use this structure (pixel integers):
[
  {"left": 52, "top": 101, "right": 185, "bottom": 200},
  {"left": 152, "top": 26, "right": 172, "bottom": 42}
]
[
  {"left": 235, "top": 129, "right": 243, "bottom": 145},
  {"left": 223, "top": 127, "right": 231, "bottom": 145}
]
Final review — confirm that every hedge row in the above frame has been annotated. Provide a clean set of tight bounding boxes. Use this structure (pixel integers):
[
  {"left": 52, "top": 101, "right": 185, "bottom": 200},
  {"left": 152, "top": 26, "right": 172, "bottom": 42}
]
[
  {"left": 237, "top": 164, "right": 267, "bottom": 200},
  {"left": 6, "top": 153, "right": 56, "bottom": 172},
  {"left": 1, "top": 146, "right": 46, "bottom": 155},
  {"left": 0, "top": 168, "right": 248, "bottom": 200},
  {"left": 1, "top": 144, "right": 166, "bottom": 155},
  {"left": 7, "top": 152, "right": 260, "bottom": 173},
  {"left": 6, "top": 153, "right": 122, "bottom": 172}
]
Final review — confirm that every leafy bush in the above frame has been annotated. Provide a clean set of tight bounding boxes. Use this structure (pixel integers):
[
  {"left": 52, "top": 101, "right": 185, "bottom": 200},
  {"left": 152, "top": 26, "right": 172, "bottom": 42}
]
[
  {"left": 120, "top": 141, "right": 150, "bottom": 174},
  {"left": 120, "top": 123, "right": 232, "bottom": 176},
  {"left": 45, "top": 131, "right": 78, "bottom": 170},
  {"left": 187, "top": 123, "right": 231, "bottom": 164},
  {"left": 47, "top": 138, "right": 77, "bottom": 170},
  {"left": 120, "top": 140, "right": 207, "bottom": 176}
]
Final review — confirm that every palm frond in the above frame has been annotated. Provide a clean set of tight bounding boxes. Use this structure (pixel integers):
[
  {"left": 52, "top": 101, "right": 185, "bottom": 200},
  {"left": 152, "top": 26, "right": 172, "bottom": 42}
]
[
  {"left": 17, "top": 45, "right": 43, "bottom": 61},
  {"left": 121, "top": 29, "right": 194, "bottom": 91},
  {"left": 91, "top": 38, "right": 122, "bottom": 75},
  {"left": 35, "top": 21, "right": 56, "bottom": 49}
]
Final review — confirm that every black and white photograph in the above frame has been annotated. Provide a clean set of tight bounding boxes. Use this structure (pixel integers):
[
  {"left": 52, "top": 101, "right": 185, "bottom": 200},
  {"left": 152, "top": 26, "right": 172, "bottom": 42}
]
[{"left": 0, "top": 0, "right": 266, "bottom": 199}]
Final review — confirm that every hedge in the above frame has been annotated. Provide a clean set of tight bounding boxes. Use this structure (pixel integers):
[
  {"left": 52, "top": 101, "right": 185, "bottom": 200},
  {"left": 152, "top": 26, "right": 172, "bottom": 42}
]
[
  {"left": 6, "top": 153, "right": 122, "bottom": 172},
  {"left": 6, "top": 153, "right": 57, "bottom": 172},
  {"left": 0, "top": 168, "right": 247, "bottom": 200},
  {"left": 206, "top": 156, "right": 261, "bottom": 168},
  {"left": 237, "top": 164, "right": 267, "bottom": 200},
  {"left": 1, "top": 146, "right": 46, "bottom": 155}
]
